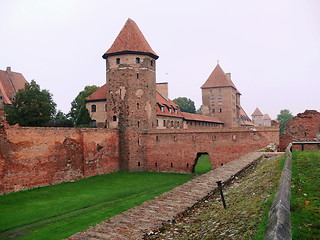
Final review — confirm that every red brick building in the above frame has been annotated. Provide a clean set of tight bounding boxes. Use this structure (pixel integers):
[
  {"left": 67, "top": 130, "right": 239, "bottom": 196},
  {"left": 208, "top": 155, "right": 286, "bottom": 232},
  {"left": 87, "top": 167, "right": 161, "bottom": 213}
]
[{"left": 0, "top": 67, "right": 27, "bottom": 118}]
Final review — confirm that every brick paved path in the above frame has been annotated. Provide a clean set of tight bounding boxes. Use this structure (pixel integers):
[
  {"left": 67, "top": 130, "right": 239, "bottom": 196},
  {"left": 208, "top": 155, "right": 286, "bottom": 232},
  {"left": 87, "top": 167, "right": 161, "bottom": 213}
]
[{"left": 69, "top": 152, "right": 272, "bottom": 240}]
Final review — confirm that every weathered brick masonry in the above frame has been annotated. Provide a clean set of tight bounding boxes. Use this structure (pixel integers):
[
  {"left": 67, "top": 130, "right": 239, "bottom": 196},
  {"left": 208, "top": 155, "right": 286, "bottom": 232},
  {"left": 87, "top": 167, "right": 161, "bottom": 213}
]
[
  {"left": 133, "top": 126, "right": 279, "bottom": 173},
  {"left": 279, "top": 110, "right": 320, "bottom": 151},
  {"left": 0, "top": 126, "right": 119, "bottom": 194}
]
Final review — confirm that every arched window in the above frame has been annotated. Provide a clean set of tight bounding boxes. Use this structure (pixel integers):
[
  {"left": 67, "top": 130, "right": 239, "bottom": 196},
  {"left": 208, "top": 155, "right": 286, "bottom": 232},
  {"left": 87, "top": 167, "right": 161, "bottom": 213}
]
[
  {"left": 137, "top": 103, "right": 140, "bottom": 109},
  {"left": 151, "top": 60, "right": 154, "bottom": 67},
  {"left": 113, "top": 115, "right": 117, "bottom": 121},
  {"left": 91, "top": 105, "right": 96, "bottom": 112},
  {"left": 116, "top": 58, "right": 120, "bottom": 64},
  {"left": 136, "top": 57, "right": 140, "bottom": 64}
]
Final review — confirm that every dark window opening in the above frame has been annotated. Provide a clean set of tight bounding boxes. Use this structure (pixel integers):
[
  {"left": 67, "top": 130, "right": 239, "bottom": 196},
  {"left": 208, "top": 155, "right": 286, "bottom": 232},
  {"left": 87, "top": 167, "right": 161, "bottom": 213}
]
[
  {"left": 91, "top": 105, "right": 96, "bottom": 112},
  {"left": 138, "top": 162, "right": 141, "bottom": 167},
  {"left": 136, "top": 57, "right": 140, "bottom": 64},
  {"left": 155, "top": 162, "right": 158, "bottom": 167},
  {"left": 137, "top": 73, "right": 139, "bottom": 79},
  {"left": 151, "top": 60, "right": 154, "bottom": 67},
  {"left": 137, "top": 103, "right": 140, "bottom": 109},
  {"left": 116, "top": 58, "right": 120, "bottom": 64},
  {"left": 156, "top": 136, "right": 159, "bottom": 141},
  {"left": 105, "top": 104, "right": 107, "bottom": 112},
  {"left": 187, "top": 163, "right": 189, "bottom": 168},
  {"left": 170, "top": 163, "right": 173, "bottom": 168},
  {"left": 113, "top": 115, "right": 117, "bottom": 121},
  {"left": 137, "top": 121, "right": 140, "bottom": 128}
]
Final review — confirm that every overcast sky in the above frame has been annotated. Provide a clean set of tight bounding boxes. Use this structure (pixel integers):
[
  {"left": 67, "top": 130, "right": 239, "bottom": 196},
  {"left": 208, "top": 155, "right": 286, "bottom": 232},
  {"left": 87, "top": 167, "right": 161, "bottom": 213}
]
[{"left": 1, "top": 0, "right": 319, "bottom": 119}]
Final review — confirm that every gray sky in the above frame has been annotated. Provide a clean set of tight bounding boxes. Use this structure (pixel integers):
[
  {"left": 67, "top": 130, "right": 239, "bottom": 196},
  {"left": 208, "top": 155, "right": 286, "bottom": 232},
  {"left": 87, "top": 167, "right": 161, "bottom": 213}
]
[{"left": 1, "top": 0, "right": 319, "bottom": 119}]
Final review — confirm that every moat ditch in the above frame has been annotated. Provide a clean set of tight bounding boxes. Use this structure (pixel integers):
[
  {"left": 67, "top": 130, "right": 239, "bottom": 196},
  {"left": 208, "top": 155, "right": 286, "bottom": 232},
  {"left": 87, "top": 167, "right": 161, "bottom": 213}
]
[{"left": 146, "top": 154, "right": 284, "bottom": 240}]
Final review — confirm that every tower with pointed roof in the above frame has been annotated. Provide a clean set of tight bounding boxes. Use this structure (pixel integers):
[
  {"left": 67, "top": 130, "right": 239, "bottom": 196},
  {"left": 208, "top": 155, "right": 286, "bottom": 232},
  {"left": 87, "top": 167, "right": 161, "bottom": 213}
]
[
  {"left": 102, "top": 18, "right": 159, "bottom": 171},
  {"left": 201, "top": 64, "right": 241, "bottom": 127},
  {"left": 251, "top": 107, "right": 264, "bottom": 126}
]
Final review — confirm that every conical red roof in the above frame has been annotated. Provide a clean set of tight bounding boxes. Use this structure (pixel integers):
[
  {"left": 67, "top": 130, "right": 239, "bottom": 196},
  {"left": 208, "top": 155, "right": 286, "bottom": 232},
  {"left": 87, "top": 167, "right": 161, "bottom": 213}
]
[
  {"left": 103, "top": 18, "right": 158, "bottom": 59},
  {"left": 252, "top": 107, "right": 263, "bottom": 116},
  {"left": 201, "top": 64, "right": 237, "bottom": 89}
]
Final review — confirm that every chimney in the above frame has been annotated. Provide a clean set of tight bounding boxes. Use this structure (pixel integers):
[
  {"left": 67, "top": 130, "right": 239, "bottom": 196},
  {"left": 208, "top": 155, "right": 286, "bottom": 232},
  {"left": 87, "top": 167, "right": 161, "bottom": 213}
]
[
  {"left": 6, "top": 67, "right": 11, "bottom": 74},
  {"left": 226, "top": 73, "right": 231, "bottom": 81},
  {"left": 156, "top": 82, "right": 169, "bottom": 100}
]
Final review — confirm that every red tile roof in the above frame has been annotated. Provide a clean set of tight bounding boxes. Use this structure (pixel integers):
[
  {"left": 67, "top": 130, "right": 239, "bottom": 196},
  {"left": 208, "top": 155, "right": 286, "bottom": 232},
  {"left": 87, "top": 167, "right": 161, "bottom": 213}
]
[
  {"left": 239, "top": 107, "right": 254, "bottom": 126},
  {"left": 103, "top": 18, "right": 159, "bottom": 60},
  {"left": 0, "top": 68, "right": 27, "bottom": 105},
  {"left": 263, "top": 114, "right": 271, "bottom": 120},
  {"left": 156, "top": 91, "right": 183, "bottom": 118},
  {"left": 86, "top": 84, "right": 106, "bottom": 101},
  {"left": 252, "top": 107, "right": 263, "bottom": 116},
  {"left": 201, "top": 64, "right": 238, "bottom": 90},
  {"left": 181, "top": 112, "right": 224, "bottom": 124}
]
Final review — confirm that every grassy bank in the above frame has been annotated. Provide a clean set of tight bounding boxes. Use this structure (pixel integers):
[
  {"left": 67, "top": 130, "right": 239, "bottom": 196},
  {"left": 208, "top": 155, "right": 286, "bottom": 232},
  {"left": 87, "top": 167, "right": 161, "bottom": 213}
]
[
  {"left": 148, "top": 155, "right": 284, "bottom": 240},
  {"left": 291, "top": 150, "right": 320, "bottom": 240},
  {"left": 0, "top": 171, "right": 193, "bottom": 240}
]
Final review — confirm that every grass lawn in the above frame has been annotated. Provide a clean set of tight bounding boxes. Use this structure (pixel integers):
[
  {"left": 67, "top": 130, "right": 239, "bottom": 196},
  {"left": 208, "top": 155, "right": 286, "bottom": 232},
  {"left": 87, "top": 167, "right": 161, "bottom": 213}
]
[
  {"left": 0, "top": 171, "right": 193, "bottom": 240},
  {"left": 291, "top": 150, "right": 320, "bottom": 240},
  {"left": 194, "top": 154, "right": 212, "bottom": 174}
]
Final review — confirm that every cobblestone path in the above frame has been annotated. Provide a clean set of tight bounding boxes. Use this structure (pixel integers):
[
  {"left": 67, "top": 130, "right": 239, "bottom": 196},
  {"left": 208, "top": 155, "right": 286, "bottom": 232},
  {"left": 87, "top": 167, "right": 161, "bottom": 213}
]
[{"left": 68, "top": 152, "right": 274, "bottom": 240}]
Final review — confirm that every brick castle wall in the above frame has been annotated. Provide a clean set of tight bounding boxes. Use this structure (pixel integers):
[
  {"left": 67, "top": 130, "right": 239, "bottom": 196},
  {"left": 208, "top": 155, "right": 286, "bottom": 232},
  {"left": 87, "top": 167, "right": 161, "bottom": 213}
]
[
  {"left": 0, "top": 127, "right": 119, "bottom": 194},
  {"left": 0, "top": 125, "right": 279, "bottom": 195},
  {"left": 134, "top": 126, "right": 279, "bottom": 173},
  {"left": 279, "top": 110, "right": 320, "bottom": 151}
]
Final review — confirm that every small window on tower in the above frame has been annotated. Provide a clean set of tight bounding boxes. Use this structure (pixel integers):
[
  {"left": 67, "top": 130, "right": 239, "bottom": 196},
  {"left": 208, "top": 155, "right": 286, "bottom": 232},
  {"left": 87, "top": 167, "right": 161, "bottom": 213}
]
[
  {"left": 218, "top": 101, "right": 222, "bottom": 106},
  {"left": 218, "top": 94, "right": 222, "bottom": 99},
  {"left": 105, "top": 104, "right": 107, "bottom": 112},
  {"left": 218, "top": 108, "right": 222, "bottom": 113},
  {"left": 91, "top": 105, "right": 96, "bottom": 112},
  {"left": 151, "top": 60, "right": 154, "bottom": 67},
  {"left": 136, "top": 57, "right": 140, "bottom": 64},
  {"left": 210, "top": 94, "right": 214, "bottom": 99},
  {"left": 116, "top": 58, "right": 120, "bottom": 64},
  {"left": 113, "top": 115, "right": 117, "bottom": 121}
]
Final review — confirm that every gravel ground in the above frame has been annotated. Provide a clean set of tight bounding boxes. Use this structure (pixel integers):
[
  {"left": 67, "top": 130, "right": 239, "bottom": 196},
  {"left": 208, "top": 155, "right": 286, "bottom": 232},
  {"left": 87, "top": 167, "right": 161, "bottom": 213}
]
[{"left": 146, "top": 155, "right": 283, "bottom": 240}]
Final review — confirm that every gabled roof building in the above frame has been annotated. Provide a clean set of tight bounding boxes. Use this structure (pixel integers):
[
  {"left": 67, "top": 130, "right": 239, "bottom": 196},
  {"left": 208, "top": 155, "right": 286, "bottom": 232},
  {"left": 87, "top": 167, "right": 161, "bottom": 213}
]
[{"left": 0, "top": 67, "right": 27, "bottom": 116}]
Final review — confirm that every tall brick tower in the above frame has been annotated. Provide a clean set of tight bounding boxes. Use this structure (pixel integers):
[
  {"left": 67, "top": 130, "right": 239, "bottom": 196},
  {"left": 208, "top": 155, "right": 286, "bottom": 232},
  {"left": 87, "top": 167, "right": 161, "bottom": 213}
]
[
  {"left": 201, "top": 64, "right": 241, "bottom": 127},
  {"left": 102, "top": 18, "right": 159, "bottom": 171}
]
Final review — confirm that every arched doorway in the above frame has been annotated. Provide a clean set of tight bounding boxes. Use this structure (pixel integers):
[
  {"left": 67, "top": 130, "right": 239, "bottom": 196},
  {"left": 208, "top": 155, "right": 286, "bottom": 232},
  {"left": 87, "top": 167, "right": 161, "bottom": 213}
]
[{"left": 193, "top": 152, "right": 212, "bottom": 174}]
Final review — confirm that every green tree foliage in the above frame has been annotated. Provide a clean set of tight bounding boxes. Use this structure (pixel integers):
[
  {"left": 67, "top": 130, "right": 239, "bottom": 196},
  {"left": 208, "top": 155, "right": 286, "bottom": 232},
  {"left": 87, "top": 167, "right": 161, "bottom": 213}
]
[
  {"left": 68, "top": 85, "right": 98, "bottom": 126},
  {"left": 4, "top": 80, "right": 56, "bottom": 126},
  {"left": 172, "top": 97, "right": 196, "bottom": 113},
  {"left": 45, "top": 110, "right": 73, "bottom": 127},
  {"left": 277, "top": 109, "right": 293, "bottom": 134}
]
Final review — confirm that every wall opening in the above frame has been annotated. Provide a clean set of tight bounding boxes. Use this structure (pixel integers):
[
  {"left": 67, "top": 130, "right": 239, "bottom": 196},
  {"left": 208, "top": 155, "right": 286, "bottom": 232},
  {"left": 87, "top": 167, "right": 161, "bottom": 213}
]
[{"left": 193, "top": 152, "right": 212, "bottom": 174}]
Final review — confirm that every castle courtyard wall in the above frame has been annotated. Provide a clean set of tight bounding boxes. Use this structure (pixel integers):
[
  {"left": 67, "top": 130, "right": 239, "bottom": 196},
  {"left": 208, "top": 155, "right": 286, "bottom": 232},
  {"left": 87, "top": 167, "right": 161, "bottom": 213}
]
[
  {"left": 0, "top": 127, "right": 119, "bottom": 194},
  {"left": 134, "top": 126, "right": 279, "bottom": 173}
]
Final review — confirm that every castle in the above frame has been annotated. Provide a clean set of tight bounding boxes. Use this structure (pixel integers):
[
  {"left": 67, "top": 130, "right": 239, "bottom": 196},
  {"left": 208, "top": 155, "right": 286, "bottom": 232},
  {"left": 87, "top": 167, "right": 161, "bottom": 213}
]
[{"left": 0, "top": 19, "right": 279, "bottom": 194}]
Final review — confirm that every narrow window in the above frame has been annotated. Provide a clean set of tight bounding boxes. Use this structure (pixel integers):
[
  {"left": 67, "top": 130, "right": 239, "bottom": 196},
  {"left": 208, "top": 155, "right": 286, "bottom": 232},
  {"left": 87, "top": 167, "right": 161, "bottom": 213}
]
[
  {"left": 138, "top": 139, "right": 141, "bottom": 145},
  {"left": 156, "top": 119, "right": 159, "bottom": 127},
  {"left": 137, "top": 73, "right": 139, "bottom": 79},
  {"left": 210, "top": 94, "right": 214, "bottom": 99},
  {"left": 171, "top": 121, "right": 174, "bottom": 127},
  {"left": 177, "top": 121, "right": 180, "bottom": 127},
  {"left": 138, "top": 162, "right": 141, "bottom": 167},
  {"left": 175, "top": 109, "right": 178, "bottom": 114},
  {"left": 218, "top": 108, "right": 222, "bottom": 113},
  {"left": 91, "top": 105, "right": 96, "bottom": 112},
  {"left": 105, "top": 104, "right": 107, "bottom": 112},
  {"left": 151, "top": 60, "right": 154, "bottom": 67},
  {"left": 169, "top": 107, "right": 172, "bottom": 113},
  {"left": 156, "top": 136, "right": 159, "bottom": 141},
  {"left": 113, "top": 115, "right": 117, "bottom": 121},
  {"left": 160, "top": 106, "right": 164, "bottom": 112},
  {"left": 137, "top": 103, "right": 140, "bottom": 109},
  {"left": 171, "top": 163, "right": 173, "bottom": 168},
  {"left": 155, "top": 162, "right": 158, "bottom": 167},
  {"left": 137, "top": 121, "right": 140, "bottom": 128},
  {"left": 163, "top": 120, "right": 166, "bottom": 127},
  {"left": 174, "top": 136, "right": 177, "bottom": 141},
  {"left": 136, "top": 57, "right": 140, "bottom": 64},
  {"left": 187, "top": 163, "right": 189, "bottom": 168},
  {"left": 116, "top": 58, "right": 120, "bottom": 64}
]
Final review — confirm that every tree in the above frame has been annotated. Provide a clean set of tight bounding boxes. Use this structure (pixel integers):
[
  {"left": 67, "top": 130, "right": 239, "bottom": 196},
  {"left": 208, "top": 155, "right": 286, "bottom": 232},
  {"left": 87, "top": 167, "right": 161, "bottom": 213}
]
[
  {"left": 277, "top": 109, "right": 293, "bottom": 134},
  {"left": 68, "top": 85, "right": 98, "bottom": 126},
  {"left": 45, "top": 110, "right": 73, "bottom": 127},
  {"left": 172, "top": 97, "right": 196, "bottom": 113},
  {"left": 4, "top": 80, "right": 56, "bottom": 126}
]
